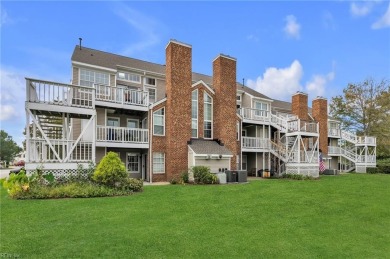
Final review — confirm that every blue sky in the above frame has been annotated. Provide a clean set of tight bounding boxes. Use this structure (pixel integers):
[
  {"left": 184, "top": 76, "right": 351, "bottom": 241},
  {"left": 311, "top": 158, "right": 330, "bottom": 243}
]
[{"left": 1, "top": 1, "right": 389, "bottom": 145}]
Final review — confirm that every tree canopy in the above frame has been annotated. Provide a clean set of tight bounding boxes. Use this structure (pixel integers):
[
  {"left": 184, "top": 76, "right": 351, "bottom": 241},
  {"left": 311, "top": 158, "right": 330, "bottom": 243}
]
[
  {"left": 0, "top": 130, "right": 22, "bottom": 166},
  {"left": 330, "top": 78, "right": 390, "bottom": 157}
]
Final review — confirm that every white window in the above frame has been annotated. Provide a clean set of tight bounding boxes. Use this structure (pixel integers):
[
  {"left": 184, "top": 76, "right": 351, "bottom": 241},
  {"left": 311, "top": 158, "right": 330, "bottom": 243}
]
[
  {"left": 242, "top": 155, "right": 247, "bottom": 171},
  {"left": 127, "top": 153, "right": 140, "bottom": 173},
  {"left": 237, "top": 95, "right": 241, "bottom": 101},
  {"left": 254, "top": 101, "right": 269, "bottom": 117},
  {"left": 127, "top": 119, "right": 138, "bottom": 128},
  {"left": 153, "top": 108, "right": 165, "bottom": 136},
  {"left": 242, "top": 129, "right": 247, "bottom": 137},
  {"left": 147, "top": 87, "right": 156, "bottom": 104},
  {"left": 80, "top": 68, "right": 109, "bottom": 87},
  {"left": 254, "top": 101, "right": 269, "bottom": 111},
  {"left": 192, "top": 90, "right": 198, "bottom": 138},
  {"left": 237, "top": 121, "right": 240, "bottom": 141},
  {"left": 153, "top": 152, "right": 165, "bottom": 174},
  {"left": 204, "top": 92, "right": 213, "bottom": 139},
  {"left": 145, "top": 77, "right": 156, "bottom": 86},
  {"left": 117, "top": 72, "right": 141, "bottom": 83},
  {"left": 107, "top": 117, "right": 120, "bottom": 127}
]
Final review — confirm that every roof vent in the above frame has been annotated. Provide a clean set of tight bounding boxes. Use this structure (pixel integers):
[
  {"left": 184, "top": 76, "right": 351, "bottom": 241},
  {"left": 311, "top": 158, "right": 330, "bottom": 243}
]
[{"left": 79, "top": 37, "right": 82, "bottom": 50}]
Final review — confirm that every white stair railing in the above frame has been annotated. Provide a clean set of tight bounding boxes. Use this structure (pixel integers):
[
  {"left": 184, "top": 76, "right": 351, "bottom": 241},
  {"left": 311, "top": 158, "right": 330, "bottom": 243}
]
[{"left": 341, "top": 130, "right": 357, "bottom": 144}]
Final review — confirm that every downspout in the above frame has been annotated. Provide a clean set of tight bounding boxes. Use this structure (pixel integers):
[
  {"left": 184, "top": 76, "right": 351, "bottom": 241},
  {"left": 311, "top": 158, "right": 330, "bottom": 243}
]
[{"left": 149, "top": 104, "right": 153, "bottom": 183}]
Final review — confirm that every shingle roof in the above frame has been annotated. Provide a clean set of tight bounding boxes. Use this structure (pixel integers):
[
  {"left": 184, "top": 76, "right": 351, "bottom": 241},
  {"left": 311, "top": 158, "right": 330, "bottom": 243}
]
[
  {"left": 71, "top": 46, "right": 304, "bottom": 113},
  {"left": 188, "top": 139, "right": 233, "bottom": 155}
]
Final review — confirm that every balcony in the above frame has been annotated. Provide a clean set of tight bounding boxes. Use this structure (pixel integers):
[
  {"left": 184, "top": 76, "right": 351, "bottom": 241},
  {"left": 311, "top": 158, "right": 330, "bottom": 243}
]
[
  {"left": 287, "top": 119, "right": 319, "bottom": 135},
  {"left": 356, "top": 136, "right": 376, "bottom": 146},
  {"left": 95, "top": 84, "right": 149, "bottom": 111},
  {"left": 242, "top": 137, "right": 270, "bottom": 151},
  {"left": 96, "top": 126, "right": 149, "bottom": 148},
  {"left": 238, "top": 108, "right": 270, "bottom": 123},
  {"left": 26, "top": 78, "right": 95, "bottom": 115},
  {"left": 27, "top": 138, "right": 92, "bottom": 163},
  {"left": 328, "top": 128, "right": 341, "bottom": 138}
]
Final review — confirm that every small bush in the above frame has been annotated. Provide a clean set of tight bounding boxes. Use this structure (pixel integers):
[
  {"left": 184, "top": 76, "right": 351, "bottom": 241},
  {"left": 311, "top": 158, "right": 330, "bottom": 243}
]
[
  {"left": 191, "top": 166, "right": 219, "bottom": 184},
  {"left": 367, "top": 165, "right": 390, "bottom": 174},
  {"left": 180, "top": 171, "right": 189, "bottom": 184},
  {"left": 282, "top": 173, "right": 314, "bottom": 180},
  {"left": 93, "top": 152, "right": 127, "bottom": 187}
]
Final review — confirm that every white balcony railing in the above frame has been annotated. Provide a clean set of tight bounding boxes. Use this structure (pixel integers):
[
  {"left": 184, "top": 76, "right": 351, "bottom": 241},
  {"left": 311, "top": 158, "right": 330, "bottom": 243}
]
[
  {"left": 238, "top": 108, "right": 270, "bottom": 122},
  {"left": 356, "top": 136, "right": 376, "bottom": 145},
  {"left": 341, "top": 130, "right": 357, "bottom": 144},
  {"left": 242, "top": 137, "right": 270, "bottom": 149},
  {"left": 270, "top": 113, "right": 288, "bottom": 132},
  {"left": 95, "top": 84, "right": 149, "bottom": 107},
  {"left": 27, "top": 78, "right": 94, "bottom": 109},
  {"left": 328, "top": 128, "right": 341, "bottom": 138},
  {"left": 96, "top": 126, "right": 148, "bottom": 144},
  {"left": 287, "top": 119, "right": 319, "bottom": 133},
  {"left": 28, "top": 139, "right": 92, "bottom": 163}
]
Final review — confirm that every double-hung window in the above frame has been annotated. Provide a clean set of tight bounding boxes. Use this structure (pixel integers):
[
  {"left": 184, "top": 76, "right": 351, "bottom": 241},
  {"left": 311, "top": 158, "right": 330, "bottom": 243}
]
[
  {"left": 117, "top": 72, "right": 141, "bottom": 83},
  {"left": 192, "top": 90, "right": 198, "bottom": 138},
  {"left": 153, "top": 108, "right": 165, "bottom": 136},
  {"left": 145, "top": 77, "right": 156, "bottom": 86},
  {"left": 204, "top": 93, "right": 213, "bottom": 139},
  {"left": 153, "top": 152, "right": 165, "bottom": 174},
  {"left": 147, "top": 87, "right": 156, "bottom": 104},
  {"left": 254, "top": 101, "right": 269, "bottom": 118}
]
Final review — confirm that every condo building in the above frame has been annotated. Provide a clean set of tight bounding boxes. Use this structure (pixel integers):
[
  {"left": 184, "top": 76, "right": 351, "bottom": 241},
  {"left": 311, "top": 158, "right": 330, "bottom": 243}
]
[{"left": 24, "top": 40, "right": 377, "bottom": 182}]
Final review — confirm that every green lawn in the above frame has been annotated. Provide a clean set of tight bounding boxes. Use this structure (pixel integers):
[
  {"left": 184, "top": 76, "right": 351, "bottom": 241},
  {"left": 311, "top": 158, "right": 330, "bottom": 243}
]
[{"left": 1, "top": 174, "right": 389, "bottom": 258}]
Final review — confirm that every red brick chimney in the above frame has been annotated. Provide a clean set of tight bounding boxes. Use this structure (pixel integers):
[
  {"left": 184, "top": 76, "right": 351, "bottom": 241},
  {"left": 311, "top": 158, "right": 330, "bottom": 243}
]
[
  {"left": 312, "top": 97, "right": 328, "bottom": 155},
  {"left": 213, "top": 54, "right": 238, "bottom": 169},
  {"left": 292, "top": 91, "right": 309, "bottom": 121},
  {"left": 165, "top": 40, "right": 192, "bottom": 180}
]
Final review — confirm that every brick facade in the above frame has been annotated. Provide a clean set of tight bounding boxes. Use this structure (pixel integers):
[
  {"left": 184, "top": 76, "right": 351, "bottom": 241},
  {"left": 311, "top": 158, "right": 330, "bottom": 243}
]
[
  {"left": 165, "top": 40, "right": 192, "bottom": 181},
  {"left": 312, "top": 97, "right": 328, "bottom": 155},
  {"left": 292, "top": 92, "right": 309, "bottom": 121},
  {"left": 213, "top": 55, "right": 239, "bottom": 170}
]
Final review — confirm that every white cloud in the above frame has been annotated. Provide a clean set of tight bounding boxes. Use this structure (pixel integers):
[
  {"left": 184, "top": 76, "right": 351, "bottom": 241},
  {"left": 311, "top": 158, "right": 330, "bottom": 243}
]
[
  {"left": 0, "top": 105, "right": 17, "bottom": 121},
  {"left": 247, "top": 61, "right": 336, "bottom": 101},
  {"left": 0, "top": 68, "right": 25, "bottom": 121},
  {"left": 372, "top": 3, "right": 390, "bottom": 29},
  {"left": 283, "top": 15, "right": 301, "bottom": 39},
  {"left": 114, "top": 5, "right": 163, "bottom": 56},
  {"left": 305, "top": 71, "right": 335, "bottom": 98},
  {"left": 247, "top": 60, "right": 303, "bottom": 101},
  {"left": 0, "top": 6, "right": 11, "bottom": 27},
  {"left": 322, "top": 11, "right": 336, "bottom": 30},
  {"left": 350, "top": 2, "right": 375, "bottom": 17},
  {"left": 247, "top": 34, "right": 259, "bottom": 42}
]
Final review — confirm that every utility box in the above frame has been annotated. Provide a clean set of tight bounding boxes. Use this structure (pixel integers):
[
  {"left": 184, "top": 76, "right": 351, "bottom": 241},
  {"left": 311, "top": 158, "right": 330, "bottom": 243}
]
[
  {"left": 214, "top": 172, "right": 227, "bottom": 184},
  {"left": 237, "top": 170, "right": 247, "bottom": 182}
]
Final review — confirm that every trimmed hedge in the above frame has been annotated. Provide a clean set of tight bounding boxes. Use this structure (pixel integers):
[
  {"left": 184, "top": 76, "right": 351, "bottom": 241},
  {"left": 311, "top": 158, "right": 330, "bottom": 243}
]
[{"left": 367, "top": 165, "right": 390, "bottom": 174}]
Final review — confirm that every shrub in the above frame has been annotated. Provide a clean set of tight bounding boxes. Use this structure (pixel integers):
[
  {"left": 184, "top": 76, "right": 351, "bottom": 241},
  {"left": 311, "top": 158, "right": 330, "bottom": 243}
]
[
  {"left": 281, "top": 173, "right": 314, "bottom": 180},
  {"left": 93, "top": 152, "right": 127, "bottom": 187},
  {"left": 120, "top": 178, "right": 143, "bottom": 192},
  {"left": 180, "top": 171, "right": 189, "bottom": 184},
  {"left": 191, "top": 166, "right": 219, "bottom": 184},
  {"left": 367, "top": 165, "right": 390, "bottom": 174}
]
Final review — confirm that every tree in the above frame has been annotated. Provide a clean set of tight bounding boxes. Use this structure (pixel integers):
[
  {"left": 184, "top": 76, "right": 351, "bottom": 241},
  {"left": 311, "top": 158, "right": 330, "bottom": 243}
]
[
  {"left": 0, "top": 130, "right": 22, "bottom": 167},
  {"left": 329, "top": 77, "right": 390, "bottom": 157}
]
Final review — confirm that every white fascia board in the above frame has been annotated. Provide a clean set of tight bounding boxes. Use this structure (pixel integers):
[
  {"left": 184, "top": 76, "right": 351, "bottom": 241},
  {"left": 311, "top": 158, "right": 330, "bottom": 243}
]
[
  {"left": 116, "top": 65, "right": 165, "bottom": 78},
  {"left": 192, "top": 80, "right": 215, "bottom": 94},
  {"left": 328, "top": 118, "right": 341, "bottom": 122},
  {"left": 151, "top": 98, "right": 167, "bottom": 109},
  {"left": 193, "top": 153, "right": 234, "bottom": 158},
  {"left": 72, "top": 61, "right": 117, "bottom": 73}
]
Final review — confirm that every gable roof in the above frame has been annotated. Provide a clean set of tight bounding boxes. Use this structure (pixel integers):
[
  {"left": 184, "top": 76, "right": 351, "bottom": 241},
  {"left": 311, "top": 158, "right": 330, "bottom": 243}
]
[
  {"left": 72, "top": 46, "right": 305, "bottom": 113},
  {"left": 188, "top": 139, "right": 233, "bottom": 155}
]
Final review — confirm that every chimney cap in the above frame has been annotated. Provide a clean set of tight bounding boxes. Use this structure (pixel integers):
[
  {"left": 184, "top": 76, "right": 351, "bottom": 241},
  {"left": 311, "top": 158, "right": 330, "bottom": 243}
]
[
  {"left": 213, "top": 53, "right": 237, "bottom": 62},
  {"left": 292, "top": 91, "right": 308, "bottom": 96},
  {"left": 313, "top": 96, "right": 327, "bottom": 101},
  {"left": 166, "top": 39, "right": 192, "bottom": 49}
]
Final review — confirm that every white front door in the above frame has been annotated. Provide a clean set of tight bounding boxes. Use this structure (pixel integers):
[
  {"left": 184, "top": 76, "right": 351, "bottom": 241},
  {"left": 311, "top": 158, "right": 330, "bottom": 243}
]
[{"left": 127, "top": 153, "right": 140, "bottom": 174}]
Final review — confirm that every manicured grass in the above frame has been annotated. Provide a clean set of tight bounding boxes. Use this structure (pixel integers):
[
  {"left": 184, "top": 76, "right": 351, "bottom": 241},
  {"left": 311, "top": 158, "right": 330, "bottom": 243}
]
[{"left": 1, "top": 174, "right": 389, "bottom": 258}]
